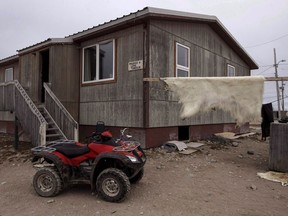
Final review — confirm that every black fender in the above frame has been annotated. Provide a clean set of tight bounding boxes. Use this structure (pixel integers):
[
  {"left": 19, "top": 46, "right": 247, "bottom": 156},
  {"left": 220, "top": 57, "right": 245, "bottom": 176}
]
[
  {"left": 32, "top": 152, "right": 70, "bottom": 185},
  {"left": 90, "top": 152, "right": 132, "bottom": 192}
]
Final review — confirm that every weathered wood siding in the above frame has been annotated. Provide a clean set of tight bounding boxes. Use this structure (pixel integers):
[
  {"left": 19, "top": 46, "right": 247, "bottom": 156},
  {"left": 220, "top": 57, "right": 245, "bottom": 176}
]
[
  {"left": 148, "top": 20, "right": 251, "bottom": 127},
  {"left": 19, "top": 44, "right": 79, "bottom": 120},
  {"left": 49, "top": 44, "right": 80, "bottom": 120},
  {"left": 269, "top": 123, "right": 288, "bottom": 172},
  {"left": 79, "top": 25, "right": 144, "bottom": 127},
  {"left": 0, "top": 61, "right": 19, "bottom": 82},
  {"left": 19, "top": 53, "right": 40, "bottom": 102},
  {"left": 0, "top": 81, "right": 46, "bottom": 146}
]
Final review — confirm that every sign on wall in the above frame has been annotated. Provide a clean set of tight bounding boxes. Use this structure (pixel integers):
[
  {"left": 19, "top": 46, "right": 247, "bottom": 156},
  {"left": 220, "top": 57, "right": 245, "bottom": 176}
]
[{"left": 128, "top": 60, "right": 143, "bottom": 71}]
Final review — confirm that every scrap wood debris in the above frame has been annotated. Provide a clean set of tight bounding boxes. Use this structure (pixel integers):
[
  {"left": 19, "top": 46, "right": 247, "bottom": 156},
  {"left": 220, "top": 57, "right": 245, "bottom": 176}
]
[
  {"left": 214, "top": 132, "right": 256, "bottom": 140},
  {"left": 162, "top": 140, "right": 205, "bottom": 155}
]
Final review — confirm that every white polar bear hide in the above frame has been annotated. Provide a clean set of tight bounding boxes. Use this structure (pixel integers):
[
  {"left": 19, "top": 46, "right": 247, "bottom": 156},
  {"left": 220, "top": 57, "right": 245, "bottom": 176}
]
[{"left": 161, "top": 76, "right": 265, "bottom": 126}]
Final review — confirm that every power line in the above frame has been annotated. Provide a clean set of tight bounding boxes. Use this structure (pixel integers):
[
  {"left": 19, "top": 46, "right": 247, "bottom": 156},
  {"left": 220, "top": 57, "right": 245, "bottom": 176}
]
[
  {"left": 245, "top": 33, "right": 288, "bottom": 49},
  {"left": 255, "top": 66, "right": 274, "bottom": 75},
  {"left": 268, "top": 95, "right": 288, "bottom": 104}
]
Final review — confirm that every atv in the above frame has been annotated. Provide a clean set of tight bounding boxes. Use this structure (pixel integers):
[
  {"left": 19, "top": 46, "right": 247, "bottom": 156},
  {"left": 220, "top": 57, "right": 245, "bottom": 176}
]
[{"left": 31, "top": 121, "right": 146, "bottom": 202}]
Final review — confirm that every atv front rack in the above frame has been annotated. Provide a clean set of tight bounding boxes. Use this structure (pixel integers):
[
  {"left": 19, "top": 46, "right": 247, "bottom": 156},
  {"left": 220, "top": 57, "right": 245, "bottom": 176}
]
[{"left": 113, "top": 141, "right": 141, "bottom": 152}]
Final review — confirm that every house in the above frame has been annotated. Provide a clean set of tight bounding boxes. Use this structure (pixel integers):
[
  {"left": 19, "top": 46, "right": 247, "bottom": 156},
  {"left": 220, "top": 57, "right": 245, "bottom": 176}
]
[{"left": 0, "top": 7, "right": 258, "bottom": 148}]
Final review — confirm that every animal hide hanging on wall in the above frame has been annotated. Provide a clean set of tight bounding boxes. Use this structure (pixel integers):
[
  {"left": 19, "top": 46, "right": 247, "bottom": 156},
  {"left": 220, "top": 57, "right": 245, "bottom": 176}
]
[{"left": 161, "top": 76, "right": 265, "bottom": 126}]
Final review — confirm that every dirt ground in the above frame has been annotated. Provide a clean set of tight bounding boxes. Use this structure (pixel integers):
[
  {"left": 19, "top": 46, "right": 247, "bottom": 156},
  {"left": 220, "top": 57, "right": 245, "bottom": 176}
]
[{"left": 0, "top": 127, "right": 287, "bottom": 216}]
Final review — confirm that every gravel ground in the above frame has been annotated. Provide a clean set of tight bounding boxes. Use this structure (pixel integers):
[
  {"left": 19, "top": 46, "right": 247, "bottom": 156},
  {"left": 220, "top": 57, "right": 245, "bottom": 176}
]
[{"left": 0, "top": 129, "right": 288, "bottom": 216}]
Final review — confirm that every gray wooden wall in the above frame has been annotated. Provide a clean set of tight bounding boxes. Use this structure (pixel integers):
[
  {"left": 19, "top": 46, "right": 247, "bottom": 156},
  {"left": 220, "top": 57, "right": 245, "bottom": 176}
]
[
  {"left": 19, "top": 44, "right": 80, "bottom": 120},
  {"left": 0, "top": 61, "right": 19, "bottom": 82},
  {"left": 79, "top": 25, "right": 144, "bottom": 127},
  {"left": 148, "top": 20, "right": 251, "bottom": 127},
  {"left": 49, "top": 44, "right": 80, "bottom": 120},
  {"left": 19, "top": 53, "right": 40, "bottom": 101}
]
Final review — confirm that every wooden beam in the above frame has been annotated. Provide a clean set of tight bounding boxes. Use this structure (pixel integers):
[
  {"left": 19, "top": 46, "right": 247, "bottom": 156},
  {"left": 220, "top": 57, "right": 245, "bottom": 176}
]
[
  {"left": 143, "top": 77, "right": 161, "bottom": 82},
  {"left": 143, "top": 77, "right": 288, "bottom": 82},
  {"left": 265, "top": 77, "right": 288, "bottom": 81}
]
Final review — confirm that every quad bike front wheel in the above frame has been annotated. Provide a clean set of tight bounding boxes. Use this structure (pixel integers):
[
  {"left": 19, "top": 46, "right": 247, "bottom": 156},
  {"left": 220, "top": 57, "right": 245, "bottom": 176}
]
[
  {"left": 96, "top": 168, "right": 130, "bottom": 202},
  {"left": 33, "top": 167, "right": 63, "bottom": 197}
]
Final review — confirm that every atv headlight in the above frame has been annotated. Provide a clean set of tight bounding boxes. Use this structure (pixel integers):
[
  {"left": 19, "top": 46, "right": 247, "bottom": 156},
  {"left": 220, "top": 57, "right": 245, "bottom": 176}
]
[{"left": 126, "top": 155, "right": 138, "bottom": 163}]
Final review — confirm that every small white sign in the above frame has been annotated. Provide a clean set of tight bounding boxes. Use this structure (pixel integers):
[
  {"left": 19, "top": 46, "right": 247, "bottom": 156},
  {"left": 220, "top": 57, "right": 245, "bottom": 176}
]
[{"left": 128, "top": 60, "right": 143, "bottom": 71}]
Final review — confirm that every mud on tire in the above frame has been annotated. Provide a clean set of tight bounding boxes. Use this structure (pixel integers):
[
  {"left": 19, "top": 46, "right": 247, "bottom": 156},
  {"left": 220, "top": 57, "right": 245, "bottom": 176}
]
[
  {"left": 33, "top": 167, "right": 63, "bottom": 197},
  {"left": 96, "top": 168, "right": 130, "bottom": 202}
]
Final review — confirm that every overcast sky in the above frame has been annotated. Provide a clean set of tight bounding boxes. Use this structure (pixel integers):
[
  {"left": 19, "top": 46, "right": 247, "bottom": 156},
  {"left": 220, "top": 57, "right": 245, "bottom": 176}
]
[{"left": 1, "top": 0, "right": 287, "bottom": 110}]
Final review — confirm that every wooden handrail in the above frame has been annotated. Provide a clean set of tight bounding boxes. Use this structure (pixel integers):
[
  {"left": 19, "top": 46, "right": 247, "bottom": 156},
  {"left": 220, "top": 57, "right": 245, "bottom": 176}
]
[
  {"left": 0, "top": 80, "right": 47, "bottom": 146},
  {"left": 43, "top": 83, "right": 78, "bottom": 141}
]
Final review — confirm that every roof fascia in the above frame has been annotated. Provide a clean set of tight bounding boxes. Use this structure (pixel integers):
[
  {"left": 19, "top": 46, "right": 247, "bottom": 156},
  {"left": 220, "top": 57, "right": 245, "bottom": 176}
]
[
  {"left": 0, "top": 55, "right": 19, "bottom": 65},
  {"left": 17, "top": 38, "right": 73, "bottom": 55}
]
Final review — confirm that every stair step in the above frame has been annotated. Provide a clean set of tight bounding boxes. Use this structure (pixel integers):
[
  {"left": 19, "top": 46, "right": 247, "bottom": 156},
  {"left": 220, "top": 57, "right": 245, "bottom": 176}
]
[
  {"left": 47, "top": 121, "right": 56, "bottom": 126},
  {"left": 46, "top": 134, "right": 63, "bottom": 138},
  {"left": 46, "top": 127, "right": 58, "bottom": 131},
  {"left": 37, "top": 106, "right": 68, "bottom": 143}
]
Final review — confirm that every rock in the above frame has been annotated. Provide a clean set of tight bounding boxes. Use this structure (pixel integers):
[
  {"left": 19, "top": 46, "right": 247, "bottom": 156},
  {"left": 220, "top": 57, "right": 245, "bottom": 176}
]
[
  {"left": 247, "top": 150, "right": 255, "bottom": 155},
  {"left": 232, "top": 142, "right": 239, "bottom": 147},
  {"left": 210, "top": 159, "right": 217, "bottom": 163},
  {"left": 47, "top": 199, "right": 55, "bottom": 204},
  {"left": 238, "top": 154, "right": 244, "bottom": 159},
  {"left": 248, "top": 184, "right": 257, "bottom": 190}
]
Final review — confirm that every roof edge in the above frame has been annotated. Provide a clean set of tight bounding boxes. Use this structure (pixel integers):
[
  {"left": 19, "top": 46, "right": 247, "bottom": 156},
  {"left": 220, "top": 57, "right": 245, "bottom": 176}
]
[
  {"left": 0, "top": 54, "right": 19, "bottom": 65},
  {"left": 17, "top": 38, "right": 73, "bottom": 54}
]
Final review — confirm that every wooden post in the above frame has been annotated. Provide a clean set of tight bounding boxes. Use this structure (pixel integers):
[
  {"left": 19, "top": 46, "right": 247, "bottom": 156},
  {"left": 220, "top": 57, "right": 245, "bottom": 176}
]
[
  {"left": 14, "top": 116, "right": 19, "bottom": 150},
  {"left": 269, "top": 123, "right": 288, "bottom": 172}
]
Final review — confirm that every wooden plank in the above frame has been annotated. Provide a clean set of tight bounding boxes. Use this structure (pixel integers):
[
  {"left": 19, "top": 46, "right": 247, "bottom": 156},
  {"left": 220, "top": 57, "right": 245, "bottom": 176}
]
[
  {"left": 144, "top": 76, "right": 288, "bottom": 82},
  {"left": 143, "top": 77, "right": 161, "bottom": 82},
  {"left": 265, "top": 77, "right": 288, "bottom": 81}
]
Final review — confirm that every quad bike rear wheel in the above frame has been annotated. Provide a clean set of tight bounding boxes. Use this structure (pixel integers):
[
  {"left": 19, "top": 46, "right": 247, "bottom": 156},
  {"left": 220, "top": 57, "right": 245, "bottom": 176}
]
[
  {"left": 96, "top": 168, "right": 130, "bottom": 202},
  {"left": 33, "top": 167, "right": 63, "bottom": 197}
]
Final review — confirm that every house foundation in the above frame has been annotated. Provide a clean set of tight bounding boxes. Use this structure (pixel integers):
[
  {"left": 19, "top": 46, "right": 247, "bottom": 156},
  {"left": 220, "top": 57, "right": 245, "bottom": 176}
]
[{"left": 79, "top": 123, "right": 249, "bottom": 149}]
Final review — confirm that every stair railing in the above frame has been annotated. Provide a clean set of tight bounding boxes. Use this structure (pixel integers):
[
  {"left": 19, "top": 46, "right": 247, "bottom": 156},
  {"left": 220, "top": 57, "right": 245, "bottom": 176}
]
[
  {"left": 43, "top": 83, "right": 78, "bottom": 141},
  {"left": 0, "top": 80, "right": 47, "bottom": 146}
]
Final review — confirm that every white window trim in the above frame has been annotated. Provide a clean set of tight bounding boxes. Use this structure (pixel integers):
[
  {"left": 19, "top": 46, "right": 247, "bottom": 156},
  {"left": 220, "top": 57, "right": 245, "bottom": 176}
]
[
  {"left": 82, "top": 39, "right": 115, "bottom": 84},
  {"left": 5, "top": 68, "right": 14, "bottom": 82},
  {"left": 176, "top": 42, "right": 190, "bottom": 77},
  {"left": 227, "top": 64, "right": 236, "bottom": 76}
]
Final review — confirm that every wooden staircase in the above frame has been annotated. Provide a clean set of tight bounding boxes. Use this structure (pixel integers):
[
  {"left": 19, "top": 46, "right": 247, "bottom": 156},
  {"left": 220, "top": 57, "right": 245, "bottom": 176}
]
[
  {"left": 37, "top": 106, "right": 66, "bottom": 143},
  {"left": 0, "top": 80, "right": 78, "bottom": 146}
]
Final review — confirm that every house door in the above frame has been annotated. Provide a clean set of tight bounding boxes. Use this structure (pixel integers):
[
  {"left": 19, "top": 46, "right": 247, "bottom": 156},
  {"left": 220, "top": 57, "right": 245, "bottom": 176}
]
[{"left": 40, "top": 50, "right": 50, "bottom": 103}]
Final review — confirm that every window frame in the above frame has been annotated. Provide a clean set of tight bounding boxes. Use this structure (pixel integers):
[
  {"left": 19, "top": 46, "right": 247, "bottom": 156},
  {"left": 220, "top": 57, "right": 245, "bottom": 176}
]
[
  {"left": 175, "top": 42, "right": 190, "bottom": 77},
  {"left": 227, "top": 64, "right": 236, "bottom": 76},
  {"left": 5, "top": 68, "right": 14, "bottom": 82},
  {"left": 82, "top": 39, "right": 115, "bottom": 84}
]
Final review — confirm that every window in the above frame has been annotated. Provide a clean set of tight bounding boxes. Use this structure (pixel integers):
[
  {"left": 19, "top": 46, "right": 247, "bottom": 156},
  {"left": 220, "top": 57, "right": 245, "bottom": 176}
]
[
  {"left": 83, "top": 40, "right": 115, "bottom": 83},
  {"left": 227, "top": 64, "right": 235, "bottom": 76},
  {"left": 5, "top": 68, "right": 13, "bottom": 82},
  {"left": 176, "top": 43, "right": 190, "bottom": 77}
]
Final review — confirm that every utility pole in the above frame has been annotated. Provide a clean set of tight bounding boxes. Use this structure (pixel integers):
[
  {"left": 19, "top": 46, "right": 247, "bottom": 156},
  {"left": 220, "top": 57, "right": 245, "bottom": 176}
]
[
  {"left": 274, "top": 48, "right": 281, "bottom": 120},
  {"left": 280, "top": 80, "right": 285, "bottom": 112}
]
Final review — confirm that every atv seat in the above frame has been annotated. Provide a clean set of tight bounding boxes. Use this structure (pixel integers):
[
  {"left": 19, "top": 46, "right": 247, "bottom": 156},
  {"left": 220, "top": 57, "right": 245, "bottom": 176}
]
[{"left": 51, "top": 143, "right": 90, "bottom": 158}]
